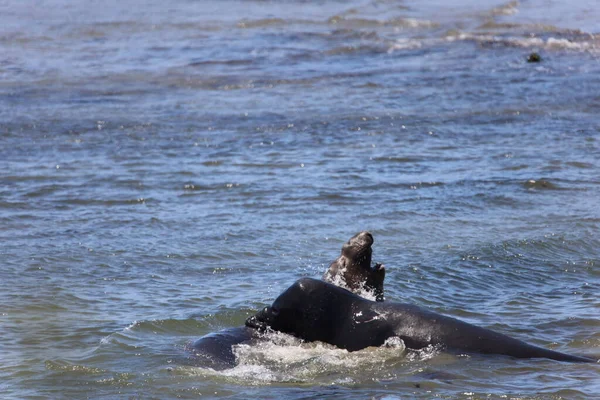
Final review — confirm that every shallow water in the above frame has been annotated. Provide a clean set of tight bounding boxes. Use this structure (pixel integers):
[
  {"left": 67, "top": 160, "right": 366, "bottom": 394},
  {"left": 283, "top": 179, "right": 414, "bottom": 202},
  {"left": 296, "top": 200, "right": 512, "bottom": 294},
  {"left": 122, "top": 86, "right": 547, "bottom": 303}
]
[{"left": 1, "top": 0, "right": 599, "bottom": 398}]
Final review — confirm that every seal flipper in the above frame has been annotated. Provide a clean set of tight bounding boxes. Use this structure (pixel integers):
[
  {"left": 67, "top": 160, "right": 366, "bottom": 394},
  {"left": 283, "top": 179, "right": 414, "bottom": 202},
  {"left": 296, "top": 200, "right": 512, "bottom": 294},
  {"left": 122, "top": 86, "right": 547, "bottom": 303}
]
[{"left": 370, "top": 263, "right": 385, "bottom": 302}]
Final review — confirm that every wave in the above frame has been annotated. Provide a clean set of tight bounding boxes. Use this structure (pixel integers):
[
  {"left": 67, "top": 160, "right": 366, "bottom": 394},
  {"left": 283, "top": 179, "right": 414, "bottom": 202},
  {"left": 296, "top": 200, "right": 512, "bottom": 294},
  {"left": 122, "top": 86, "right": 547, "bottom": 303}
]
[{"left": 390, "top": 32, "right": 598, "bottom": 54}]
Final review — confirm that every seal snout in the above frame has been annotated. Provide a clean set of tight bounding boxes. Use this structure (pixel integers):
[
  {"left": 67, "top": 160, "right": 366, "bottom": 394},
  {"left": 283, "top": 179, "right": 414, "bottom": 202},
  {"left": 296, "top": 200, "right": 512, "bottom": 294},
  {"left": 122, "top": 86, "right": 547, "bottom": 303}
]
[{"left": 245, "top": 307, "right": 272, "bottom": 331}]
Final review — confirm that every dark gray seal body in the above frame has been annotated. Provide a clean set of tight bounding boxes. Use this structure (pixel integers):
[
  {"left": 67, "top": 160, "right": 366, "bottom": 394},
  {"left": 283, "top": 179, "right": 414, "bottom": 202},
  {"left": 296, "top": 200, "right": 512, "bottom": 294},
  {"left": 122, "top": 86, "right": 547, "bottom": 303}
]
[
  {"left": 323, "top": 231, "right": 385, "bottom": 302},
  {"left": 246, "top": 278, "right": 597, "bottom": 363},
  {"left": 188, "top": 326, "right": 260, "bottom": 370}
]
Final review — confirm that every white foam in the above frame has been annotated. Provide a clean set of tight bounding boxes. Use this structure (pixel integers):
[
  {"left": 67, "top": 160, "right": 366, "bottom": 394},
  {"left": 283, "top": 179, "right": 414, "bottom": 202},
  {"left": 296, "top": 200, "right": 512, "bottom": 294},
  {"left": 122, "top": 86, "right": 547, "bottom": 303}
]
[
  {"left": 389, "top": 33, "right": 598, "bottom": 54},
  {"left": 449, "top": 33, "right": 597, "bottom": 52},
  {"left": 188, "top": 331, "right": 408, "bottom": 385},
  {"left": 388, "top": 38, "right": 424, "bottom": 52}
]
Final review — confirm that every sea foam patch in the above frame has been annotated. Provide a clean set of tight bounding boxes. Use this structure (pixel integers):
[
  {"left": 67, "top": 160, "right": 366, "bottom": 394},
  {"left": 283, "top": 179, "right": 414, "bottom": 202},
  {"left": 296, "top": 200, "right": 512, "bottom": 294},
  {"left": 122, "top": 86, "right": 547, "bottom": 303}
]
[{"left": 186, "top": 332, "right": 410, "bottom": 385}]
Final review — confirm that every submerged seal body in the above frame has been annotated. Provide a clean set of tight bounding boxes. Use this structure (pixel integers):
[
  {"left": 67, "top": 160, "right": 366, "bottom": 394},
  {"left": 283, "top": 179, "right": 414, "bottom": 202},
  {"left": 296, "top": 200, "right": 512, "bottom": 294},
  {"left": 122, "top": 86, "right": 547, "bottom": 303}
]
[
  {"left": 246, "top": 278, "right": 596, "bottom": 363},
  {"left": 323, "top": 231, "right": 386, "bottom": 301},
  {"left": 188, "top": 326, "right": 259, "bottom": 370}
]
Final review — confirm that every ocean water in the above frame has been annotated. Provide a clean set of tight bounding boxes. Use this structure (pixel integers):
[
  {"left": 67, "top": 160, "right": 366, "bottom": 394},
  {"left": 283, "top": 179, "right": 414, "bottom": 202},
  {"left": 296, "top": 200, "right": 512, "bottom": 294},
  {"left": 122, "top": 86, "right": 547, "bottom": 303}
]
[{"left": 1, "top": 0, "right": 599, "bottom": 398}]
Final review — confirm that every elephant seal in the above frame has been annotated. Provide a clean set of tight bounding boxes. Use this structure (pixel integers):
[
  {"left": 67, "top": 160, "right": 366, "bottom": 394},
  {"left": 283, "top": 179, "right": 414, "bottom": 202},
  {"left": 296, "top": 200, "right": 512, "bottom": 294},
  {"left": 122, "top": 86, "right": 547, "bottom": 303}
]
[
  {"left": 246, "top": 278, "right": 596, "bottom": 363},
  {"left": 190, "top": 232, "right": 388, "bottom": 368},
  {"left": 323, "top": 231, "right": 385, "bottom": 302}
]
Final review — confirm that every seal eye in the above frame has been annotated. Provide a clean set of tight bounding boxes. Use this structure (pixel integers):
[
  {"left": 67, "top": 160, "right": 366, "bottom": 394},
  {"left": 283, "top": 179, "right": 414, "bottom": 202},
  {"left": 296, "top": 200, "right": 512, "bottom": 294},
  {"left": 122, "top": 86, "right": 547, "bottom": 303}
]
[{"left": 271, "top": 306, "right": 279, "bottom": 316}]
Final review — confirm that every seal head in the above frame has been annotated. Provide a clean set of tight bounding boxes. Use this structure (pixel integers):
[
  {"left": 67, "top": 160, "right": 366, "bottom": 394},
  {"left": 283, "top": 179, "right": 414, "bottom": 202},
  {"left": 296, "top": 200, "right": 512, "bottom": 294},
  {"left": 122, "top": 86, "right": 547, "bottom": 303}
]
[{"left": 323, "top": 231, "right": 385, "bottom": 301}]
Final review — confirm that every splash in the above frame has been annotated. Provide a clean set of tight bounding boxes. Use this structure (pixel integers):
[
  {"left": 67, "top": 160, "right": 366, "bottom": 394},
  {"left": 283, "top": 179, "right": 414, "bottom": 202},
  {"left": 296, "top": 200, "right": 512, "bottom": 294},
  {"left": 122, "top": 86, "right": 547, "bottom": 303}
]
[
  {"left": 186, "top": 332, "right": 409, "bottom": 385},
  {"left": 324, "top": 269, "right": 380, "bottom": 302}
]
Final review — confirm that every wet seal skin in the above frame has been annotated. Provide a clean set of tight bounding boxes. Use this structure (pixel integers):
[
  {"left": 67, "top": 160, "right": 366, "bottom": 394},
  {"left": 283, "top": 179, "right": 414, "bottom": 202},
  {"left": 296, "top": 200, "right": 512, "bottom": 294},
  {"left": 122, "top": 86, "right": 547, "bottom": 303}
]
[
  {"left": 323, "top": 231, "right": 386, "bottom": 301},
  {"left": 246, "top": 278, "right": 597, "bottom": 363},
  {"left": 187, "top": 326, "right": 261, "bottom": 370}
]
